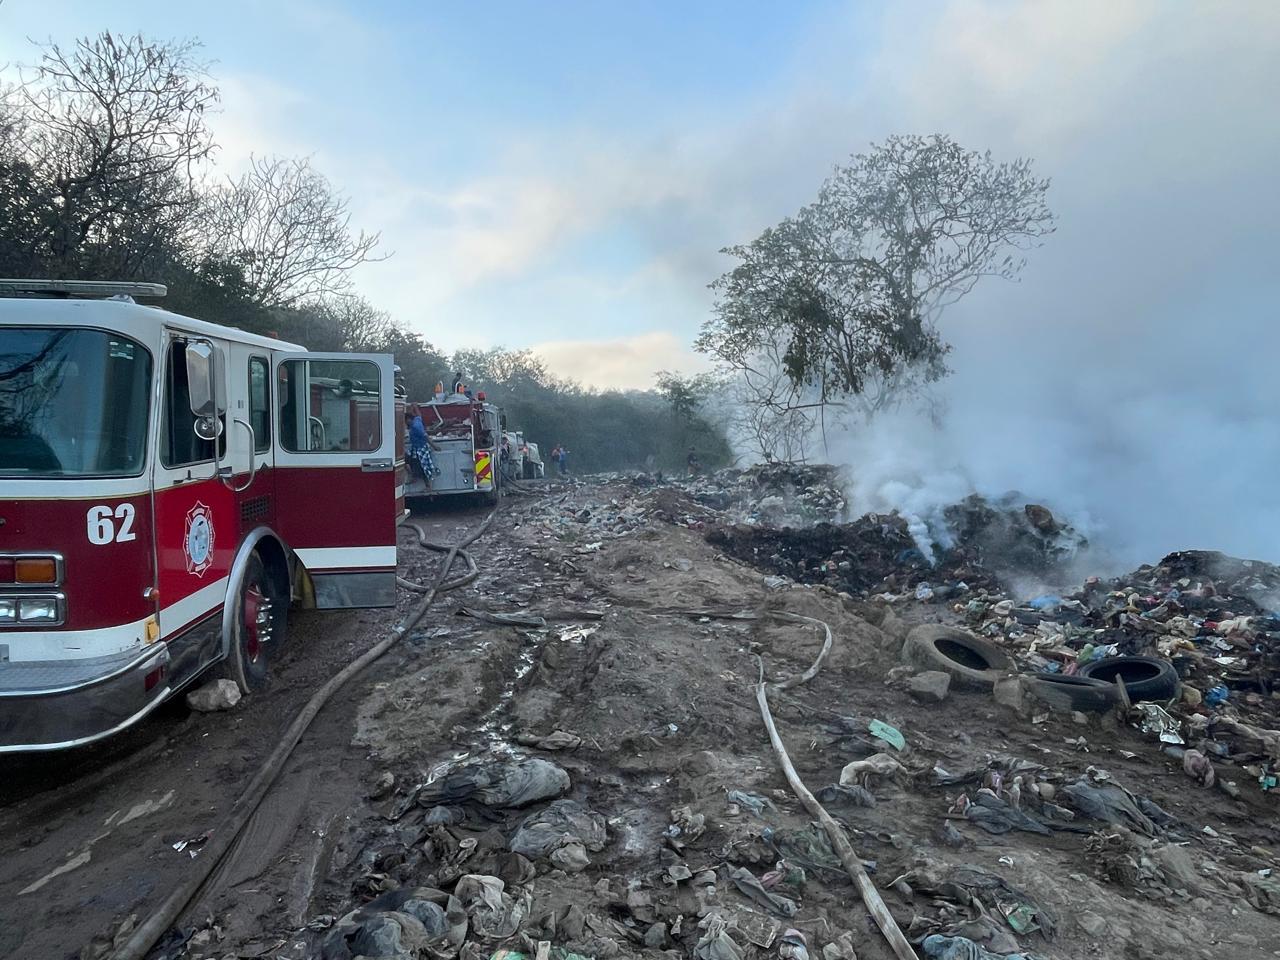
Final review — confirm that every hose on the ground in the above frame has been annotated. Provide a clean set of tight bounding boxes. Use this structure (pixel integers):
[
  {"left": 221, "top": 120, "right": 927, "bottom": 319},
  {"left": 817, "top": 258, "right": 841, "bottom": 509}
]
[
  {"left": 111, "top": 511, "right": 496, "bottom": 960},
  {"left": 751, "top": 612, "right": 917, "bottom": 960}
]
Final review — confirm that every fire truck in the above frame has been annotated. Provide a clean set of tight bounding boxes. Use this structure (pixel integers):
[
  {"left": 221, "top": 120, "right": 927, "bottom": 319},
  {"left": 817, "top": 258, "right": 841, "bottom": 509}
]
[
  {"left": 0, "top": 279, "right": 405, "bottom": 752},
  {"left": 404, "top": 386, "right": 503, "bottom": 503}
]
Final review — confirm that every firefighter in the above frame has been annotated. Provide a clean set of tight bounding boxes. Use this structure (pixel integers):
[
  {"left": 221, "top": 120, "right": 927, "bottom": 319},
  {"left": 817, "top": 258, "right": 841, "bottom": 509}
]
[{"left": 405, "top": 406, "right": 437, "bottom": 483}]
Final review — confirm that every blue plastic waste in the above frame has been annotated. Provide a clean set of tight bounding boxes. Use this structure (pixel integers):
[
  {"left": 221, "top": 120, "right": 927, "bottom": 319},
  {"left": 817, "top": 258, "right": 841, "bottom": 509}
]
[
  {"left": 1205, "top": 685, "right": 1229, "bottom": 707},
  {"left": 921, "top": 934, "right": 1035, "bottom": 960},
  {"left": 1028, "top": 594, "right": 1063, "bottom": 612}
]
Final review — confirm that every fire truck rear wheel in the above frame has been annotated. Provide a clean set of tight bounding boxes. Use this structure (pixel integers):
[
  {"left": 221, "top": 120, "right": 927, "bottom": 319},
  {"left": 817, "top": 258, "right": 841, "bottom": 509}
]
[{"left": 223, "top": 552, "right": 287, "bottom": 694}]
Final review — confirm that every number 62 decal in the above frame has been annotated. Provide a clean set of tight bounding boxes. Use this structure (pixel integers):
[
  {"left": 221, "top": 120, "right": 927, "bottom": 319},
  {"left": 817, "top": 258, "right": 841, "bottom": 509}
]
[{"left": 87, "top": 503, "right": 137, "bottom": 545}]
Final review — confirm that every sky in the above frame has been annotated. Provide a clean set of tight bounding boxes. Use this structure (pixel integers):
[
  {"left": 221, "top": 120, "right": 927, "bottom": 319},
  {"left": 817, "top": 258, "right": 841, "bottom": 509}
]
[{"left": 2, "top": 0, "right": 1278, "bottom": 566}]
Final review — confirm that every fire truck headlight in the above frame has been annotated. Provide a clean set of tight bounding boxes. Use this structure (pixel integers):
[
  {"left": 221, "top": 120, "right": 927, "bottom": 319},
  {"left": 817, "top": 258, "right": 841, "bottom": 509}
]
[
  {"left": 0, "top": 599, "right": 15, "bottom": 622},
  {"left": 17, "top": 598, "right": 59, "bottom": 623}
]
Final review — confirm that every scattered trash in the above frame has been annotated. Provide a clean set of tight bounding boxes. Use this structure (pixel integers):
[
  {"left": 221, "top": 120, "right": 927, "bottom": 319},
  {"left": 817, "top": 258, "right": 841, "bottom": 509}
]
[
  {"left": 694, "top": 914, "right": 745, "bottom": 960},
  {"left": 456, "top": 874, "right": 528, "bottom": 939},
  {"left": 1183, "top": 749, "right": 1217, "bottom": 787},
  {"left": 778, "top": 928, "right": 808, "bottom": 960},
  {"left": 839, "top": 753, "right": 908, "bottom": 790},
  {"left": 727, "top": 866, "right": 798, "bottom": 918},
  {"left": 726, "top": 789, "right": 777, "bottom": 816},
  {"left": 815, "top": 783, "right": 877, "bottom": 808},
  {"left": 510, "top": 800, "right": 608, "bottom": 872},
  {"left": 514, "top": 731, "right": 583, "bottom": 751},
  {"left": 1135, "top": 703, "right": 1184, "bottom": 744},
  {"left": 868, "top": 719, "right": 906, "bottom": 751},
  {"left": 922, "top": 933, "right": 1036, "bottom": 959},
  {"left": 402, "top": 757, "right": 570, "bottom": 813},
  {"left": 171, "top": 833, "right": 210, "bottom": 858}
]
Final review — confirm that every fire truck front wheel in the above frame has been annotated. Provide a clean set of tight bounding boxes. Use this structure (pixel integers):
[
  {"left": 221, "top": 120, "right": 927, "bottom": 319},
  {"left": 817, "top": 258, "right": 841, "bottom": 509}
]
[{"left": 222, "top": 552, "right": 288, "bottom": 694}]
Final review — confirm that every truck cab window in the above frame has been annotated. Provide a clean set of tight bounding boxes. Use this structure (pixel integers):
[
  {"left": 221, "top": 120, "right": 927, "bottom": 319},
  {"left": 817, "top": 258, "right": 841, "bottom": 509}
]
[
  {"left": 278, "top": 358, "right": 381, "bottom": 452},
  {"left": 249, "top": 356, "right": 270, "bottom": 453},
  {"left": 162, "top": 341, "right": 224, "bottom": 467}
]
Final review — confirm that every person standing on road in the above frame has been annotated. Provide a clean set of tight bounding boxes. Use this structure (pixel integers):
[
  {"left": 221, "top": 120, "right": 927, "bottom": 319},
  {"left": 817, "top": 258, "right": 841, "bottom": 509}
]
[{"left": 406, "top": 406, "right": 437, "bottom": 484}]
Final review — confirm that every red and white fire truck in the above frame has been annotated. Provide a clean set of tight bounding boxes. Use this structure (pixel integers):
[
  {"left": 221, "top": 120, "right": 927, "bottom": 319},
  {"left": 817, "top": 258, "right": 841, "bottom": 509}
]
[
  {"left": 0, "top": 279, "right": 405, "bottom": 752},
  {"left": 404, "top": 386, "right": 503, "bottom": 503}
]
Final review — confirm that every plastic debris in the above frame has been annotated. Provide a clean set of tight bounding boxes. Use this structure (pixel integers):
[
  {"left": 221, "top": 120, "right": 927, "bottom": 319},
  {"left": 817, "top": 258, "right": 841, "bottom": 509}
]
[
  {"left": 922, "top": 934, "right": 1035, "bottom": 959},
  {"left": 1205, "top": 685, "right": 1229, "bottom": 707},
  {"left": 726, "top": 789, "right": 777, "bottom": 816},
  {"left": 868, "top": 719, "right": 906, "bottom": 751},
  {"left": 1135, "top": 703, "right": 1185, "bottom": 744}
]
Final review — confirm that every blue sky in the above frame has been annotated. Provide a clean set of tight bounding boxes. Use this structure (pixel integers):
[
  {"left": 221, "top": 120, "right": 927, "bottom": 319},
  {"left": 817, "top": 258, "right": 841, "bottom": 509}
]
[
  {"left": 0, "top": 0, "right": 893, "bottom": 384},
  {"left": 3, "top": 1, "right": 1280, "bottom": 561}
]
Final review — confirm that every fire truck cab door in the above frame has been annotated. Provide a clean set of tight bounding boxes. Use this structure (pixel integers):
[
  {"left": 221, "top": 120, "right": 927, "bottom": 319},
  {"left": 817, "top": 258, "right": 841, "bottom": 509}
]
[{"left": 272, "top": 352, "right": 397, "bottom": 608}]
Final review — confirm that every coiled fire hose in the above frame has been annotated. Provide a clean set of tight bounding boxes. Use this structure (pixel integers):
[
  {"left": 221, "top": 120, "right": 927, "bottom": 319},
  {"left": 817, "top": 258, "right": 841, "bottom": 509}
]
[{"left": 112, "top": 511, "right": 497, "bottom": 960}]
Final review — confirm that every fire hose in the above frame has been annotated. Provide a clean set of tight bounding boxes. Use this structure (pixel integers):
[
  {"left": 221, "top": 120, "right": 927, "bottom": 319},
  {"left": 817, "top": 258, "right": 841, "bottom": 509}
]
[{"left": 112, "top": 511, "right": 496, "bottom": 960}]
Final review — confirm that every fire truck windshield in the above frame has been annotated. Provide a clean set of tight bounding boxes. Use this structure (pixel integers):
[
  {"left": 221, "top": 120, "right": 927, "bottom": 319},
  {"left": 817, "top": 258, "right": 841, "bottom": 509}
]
[{"left": 0, "top": 327, "right": 152, "bottom": 477}]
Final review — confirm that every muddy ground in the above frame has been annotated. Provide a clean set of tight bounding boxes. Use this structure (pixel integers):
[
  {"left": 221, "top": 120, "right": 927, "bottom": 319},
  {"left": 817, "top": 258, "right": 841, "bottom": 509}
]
[{"left": 0, "top": 484, "right": 1277, "bottom": 960}]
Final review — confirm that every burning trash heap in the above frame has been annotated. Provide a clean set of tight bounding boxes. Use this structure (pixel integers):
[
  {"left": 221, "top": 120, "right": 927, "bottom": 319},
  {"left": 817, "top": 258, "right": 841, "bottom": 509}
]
[
  {"left": 688, "top": 463, "right": 1280, "bottom": 802},
  {"left": 706, "top": 492, "right": 1087, "bottom": 598}
]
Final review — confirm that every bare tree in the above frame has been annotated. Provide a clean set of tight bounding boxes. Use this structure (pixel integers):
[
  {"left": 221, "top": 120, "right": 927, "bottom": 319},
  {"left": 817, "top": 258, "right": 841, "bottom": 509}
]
[
  {"left": 699, "top": 134, "right": 1055, "bottom": 455},
  {"left": 206, "top": 155, "right": 385, "bottom": 306},
  {"left": 7, "top": 32, "right": 217, "bottom": 276}
]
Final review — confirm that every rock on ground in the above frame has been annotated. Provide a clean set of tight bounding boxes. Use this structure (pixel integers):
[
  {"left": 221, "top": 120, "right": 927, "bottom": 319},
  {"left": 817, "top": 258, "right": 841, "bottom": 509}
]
[
  {"left": 908, "top": 670, "right": 951, "bottom": 702},
  {"left": 185, "top": 678, "right": 241, "bottom": 712}
]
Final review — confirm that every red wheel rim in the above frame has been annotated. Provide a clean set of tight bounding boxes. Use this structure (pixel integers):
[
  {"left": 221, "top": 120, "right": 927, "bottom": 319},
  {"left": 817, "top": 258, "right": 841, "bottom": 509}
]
[{"left": 243, "top": 584, "right": 269, "bottom": 663}]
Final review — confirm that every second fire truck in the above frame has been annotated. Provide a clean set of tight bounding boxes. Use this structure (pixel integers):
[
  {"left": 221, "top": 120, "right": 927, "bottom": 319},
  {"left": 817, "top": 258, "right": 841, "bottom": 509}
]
[{"left": 404, "top": 385, "right": 503, "bottom": 503}]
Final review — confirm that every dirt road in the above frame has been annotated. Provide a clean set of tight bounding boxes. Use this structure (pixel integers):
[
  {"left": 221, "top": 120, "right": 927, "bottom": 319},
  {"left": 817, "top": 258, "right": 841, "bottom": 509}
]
[
  {"left": 1, "top": 483, "right": 1276, "bottom": 960},
  {"left": 0, "top": 505, "right": 499, "bottom": 960}
]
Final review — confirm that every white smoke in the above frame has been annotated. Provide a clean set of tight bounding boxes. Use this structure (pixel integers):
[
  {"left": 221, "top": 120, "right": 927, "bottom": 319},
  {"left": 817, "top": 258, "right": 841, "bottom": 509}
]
[{"left": 807, "top": 2, "right": 1280, "bottom": 571}]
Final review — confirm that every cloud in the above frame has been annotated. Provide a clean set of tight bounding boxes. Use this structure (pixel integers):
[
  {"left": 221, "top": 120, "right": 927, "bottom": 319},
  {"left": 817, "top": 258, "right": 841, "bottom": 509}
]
[
  {"left": 532, "top": 331, "right": 710, "bottom": 391},
  {"left": 209, "top": 72, "right": 313, "bottom": 174}
]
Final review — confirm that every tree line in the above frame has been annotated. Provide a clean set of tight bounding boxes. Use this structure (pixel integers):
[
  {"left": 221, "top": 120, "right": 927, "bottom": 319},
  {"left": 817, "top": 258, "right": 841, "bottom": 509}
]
[{"left": 0, "top": 32, "right": 731, "bottom": 474}]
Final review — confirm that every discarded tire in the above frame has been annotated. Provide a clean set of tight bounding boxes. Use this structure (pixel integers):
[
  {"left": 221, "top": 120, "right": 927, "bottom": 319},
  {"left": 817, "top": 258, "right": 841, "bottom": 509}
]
[
  {"left": 901, "top": 625, "right": 1011, "bottom": 690},
  {"left": 1079, "top": 656, "right": 1179, "bottom": 702},
  {"left": 1024, "top": 674, "right": 1117, "bottom": 713}
]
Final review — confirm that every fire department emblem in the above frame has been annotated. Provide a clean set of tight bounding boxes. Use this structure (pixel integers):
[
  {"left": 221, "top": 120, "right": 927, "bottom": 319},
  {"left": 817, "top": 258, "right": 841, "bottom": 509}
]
[{"left": 184, "top": 502, "right": 215, "bottom": 577}]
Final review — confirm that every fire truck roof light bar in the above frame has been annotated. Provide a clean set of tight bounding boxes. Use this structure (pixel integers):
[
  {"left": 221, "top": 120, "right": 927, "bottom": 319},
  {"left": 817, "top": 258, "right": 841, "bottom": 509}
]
[{"left": 0, "top": 278, "right": 167, "bottom": 299}]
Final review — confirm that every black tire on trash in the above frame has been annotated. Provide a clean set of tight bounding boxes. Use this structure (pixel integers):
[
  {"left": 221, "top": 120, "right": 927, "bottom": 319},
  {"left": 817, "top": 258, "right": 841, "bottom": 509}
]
[
  {"left": 1078, "top": 656, "right": 1179, "bottom": 702},
  {"left": 901, "top": 625, "right": 1011, "bottom": 690},
  {"left": 1024, "top": 673, "right": 1118, "bottom": 713}
]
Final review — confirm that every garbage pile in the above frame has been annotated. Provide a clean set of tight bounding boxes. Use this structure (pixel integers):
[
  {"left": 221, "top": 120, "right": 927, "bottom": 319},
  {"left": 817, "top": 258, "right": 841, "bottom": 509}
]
[
  {"left": 705, "top": 497, "right": 1084, "bottom": 599},
  {"left": 615, "top": 464, "right": 848, "bottom": 526},
  {"left": 534, "top": 464, "right": 850, "bottom": 546},
  {"left": 952, "top": 549, "right": 1280, "bottom": 801},
  {"left": 311, "top": 755, "right": 883, "bottom": 960}
]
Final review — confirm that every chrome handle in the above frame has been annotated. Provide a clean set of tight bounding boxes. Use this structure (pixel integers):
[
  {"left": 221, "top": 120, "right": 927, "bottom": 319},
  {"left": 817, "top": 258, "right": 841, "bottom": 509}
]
[{"left": 223, "top": 418, "right": 258, "bottom": 493}]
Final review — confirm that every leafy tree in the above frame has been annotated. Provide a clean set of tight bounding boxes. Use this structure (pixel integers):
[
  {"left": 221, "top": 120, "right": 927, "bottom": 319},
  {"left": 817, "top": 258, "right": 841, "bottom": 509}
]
[{"left": 699, "top": 134, "right": 1055, "bottom": 458}]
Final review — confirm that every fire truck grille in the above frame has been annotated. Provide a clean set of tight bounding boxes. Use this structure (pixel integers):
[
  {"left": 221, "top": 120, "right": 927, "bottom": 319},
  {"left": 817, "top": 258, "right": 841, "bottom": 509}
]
[{"left": 240, "top": 496, "right": 271, "bottom": 524}]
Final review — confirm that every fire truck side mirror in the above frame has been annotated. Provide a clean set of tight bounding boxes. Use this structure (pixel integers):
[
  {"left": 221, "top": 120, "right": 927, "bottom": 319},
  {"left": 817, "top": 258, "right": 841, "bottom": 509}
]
[{"left": 185, "top": 341, "right": 226, "bottom": 440}]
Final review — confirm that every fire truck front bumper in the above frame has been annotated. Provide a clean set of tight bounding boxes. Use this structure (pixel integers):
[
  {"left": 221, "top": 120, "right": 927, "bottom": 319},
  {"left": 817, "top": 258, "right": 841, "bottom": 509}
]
[{"left": 0, "top": 645, "right": 171, "bottom": 752}]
